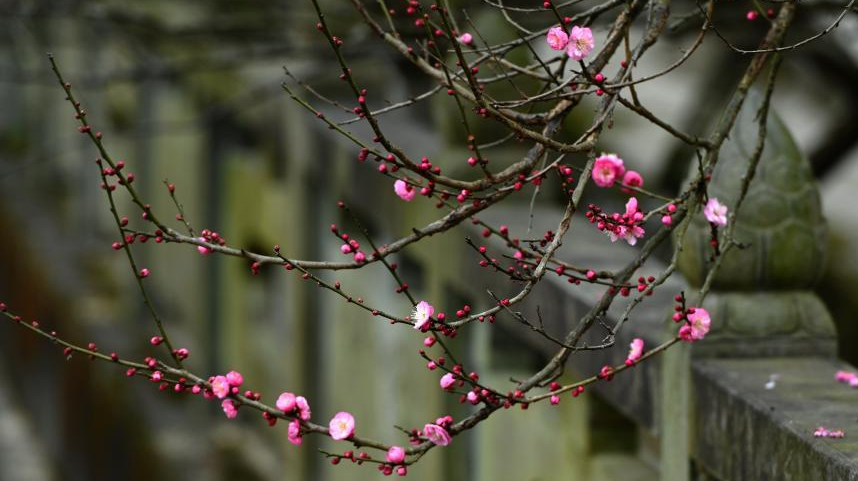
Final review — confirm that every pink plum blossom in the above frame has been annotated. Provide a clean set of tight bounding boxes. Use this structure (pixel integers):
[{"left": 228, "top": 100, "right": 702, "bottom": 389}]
[
  {"left": 211, "top": 375, "right": 230, "bottom": 399},
  {"left": 622, "top": 225, "right": 645, "bottom": 246},
  {"left": 704, "top": 198, "right": 728, "bottom": 226},
  {"left": 412, "top": 301, "right": 434, "bottom": 330},
  {"left": 546, "top": 26, "right": 569, "bottom": 51},
  {"left": 567, "top": 26, "right": 594, "bottom": 61},
  {"left": 626, "top": 338, "right": 644, "bottom": 365},
  {"left": 225, "top": 371, "right": 243, "bottom": 387},
  {"left": 592, "top": 153, "right": 625, "bottom": 188},
  {"left": 458, "top": 33, "right": 473, "bottom": 45},
  {"left": 221, "top": 399, "right": 238, "bottom": 419},
  {"left": 607, "top": 224, "right": 644, "bottom": 246},
  {"left": 679, "top": 307, "right": 711, "bottom": 342},
  {"left": 296, "top": 396, "right": 312, "bottom": 421},
  {"left": 288, "top": 418, "right": 303, "bottom": 445},
  {"left": 550, "top": 395, "right": 560, "bottom": 405},
  {"left": 625, "top": 197, "right": 644, "bottom": 222},
  {"left": 423, "top": 423, "right": 452, "bottom": 446},
  {"left": 440, "top": 373, "right": 456, "bottom": 389},
  {"left": 394, "top": 179, "right": 416, "bottom": 202},
  {"left": 196, "top": 238, "right": 212, "bottom": 255},
  {"left": 276, "top": 392, "right": 297, "bottom": 412},
  {"left": 386, "top": 446, "right": 406, "bottom": 464},
  {"left": 606, "top": 197, "right": 645, "bottom": 246},
  {"left": 329, "top": 411, "right": 355, "bottom": 440}
]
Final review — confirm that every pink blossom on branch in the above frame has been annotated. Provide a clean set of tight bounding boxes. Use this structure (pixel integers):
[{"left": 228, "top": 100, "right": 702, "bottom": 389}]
[
  {"left": 625, "top": 338, "right": 644, "bottom": 365},
  {"left": 567, "top": 26, "right": 594, "bottom": 61},
  {"left": 386, "top": 446, "right": 406, "bottom": 464},
  {"left": 328, "top": 411, "right": 355, "bottom": 440},
  {"left": 221, "top": 399, "right": 238, "bottom": 419},
  {"left": 440, "top": 372, "right": 456, "bottom": 389},
  {"left": 225, "top": 371, "right": 244, "bottom": 387},
  {"left": 211, "top": 375, "right": 230, "bottom": 399},
  {"left": 704, "top": 198, "right": 728, "bottom": 226},
  {"left": 458, "top": 33, "right": 473, "bottom": 45},
  {"left": 607, "top": 225, "right": 639, "bottom": 245},
  {"left": 679, "top": 308, "right": 711, "bottom": 342},
  {"left": 546, "top": 26, "right": 569, "bottom": 51},
  {"left": 592, "top": 153, "right": 625, "bottom": 188},
  {"left": 296, "top": 396, "right": 312, "bottom": 421},
  {"left": 288, "top": 418, "right": 303, "bottom": 445},
  {"left": 423, "top": 423, "right": 452, "bottom": 446},
  {"left": 412, "top": 301, "right": 434, "bottom": 330},
  {"left": 625, "top": 197, "right": 644, "bottom": 222},
  {"left": 606, "top": 197, "right": 645, "bottom": 246},
  {"left": 276, "top": 392, "right": 297, "bottom": 412},
  {"left": 394, "top": 179, "right": 416, "bottom": 202}
]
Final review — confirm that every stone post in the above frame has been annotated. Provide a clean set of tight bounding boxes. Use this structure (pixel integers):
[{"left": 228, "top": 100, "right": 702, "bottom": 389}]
[
  {"left": 677, "top": 89, "right": 835, "bottom": 357},
  {"left": 661, "top": 89, "right": 836, "bottom": 481}
]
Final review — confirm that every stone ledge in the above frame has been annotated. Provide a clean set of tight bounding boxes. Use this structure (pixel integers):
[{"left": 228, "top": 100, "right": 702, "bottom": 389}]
[{"left": 693, "top": 357, "right": 858, "bottom": 481}]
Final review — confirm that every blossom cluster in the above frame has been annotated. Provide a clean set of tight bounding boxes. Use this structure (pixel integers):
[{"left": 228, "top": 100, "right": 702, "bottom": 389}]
[
  {"left": 275, "top": 391, "right": 312, "bottom": 445},
  {"left": 194, "top": 229, "right": 227, "bottom": 255},
  {"left": 585, "top": 197, "right": 646, "bottom": 246},
  {"left": 546, "top": 25, "right": 595, "bottom": 61}
]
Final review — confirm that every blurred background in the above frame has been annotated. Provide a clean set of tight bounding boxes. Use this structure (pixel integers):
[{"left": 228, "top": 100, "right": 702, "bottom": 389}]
[{"left": 1, "top": 0, "right": 857, "bottom": 480}]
